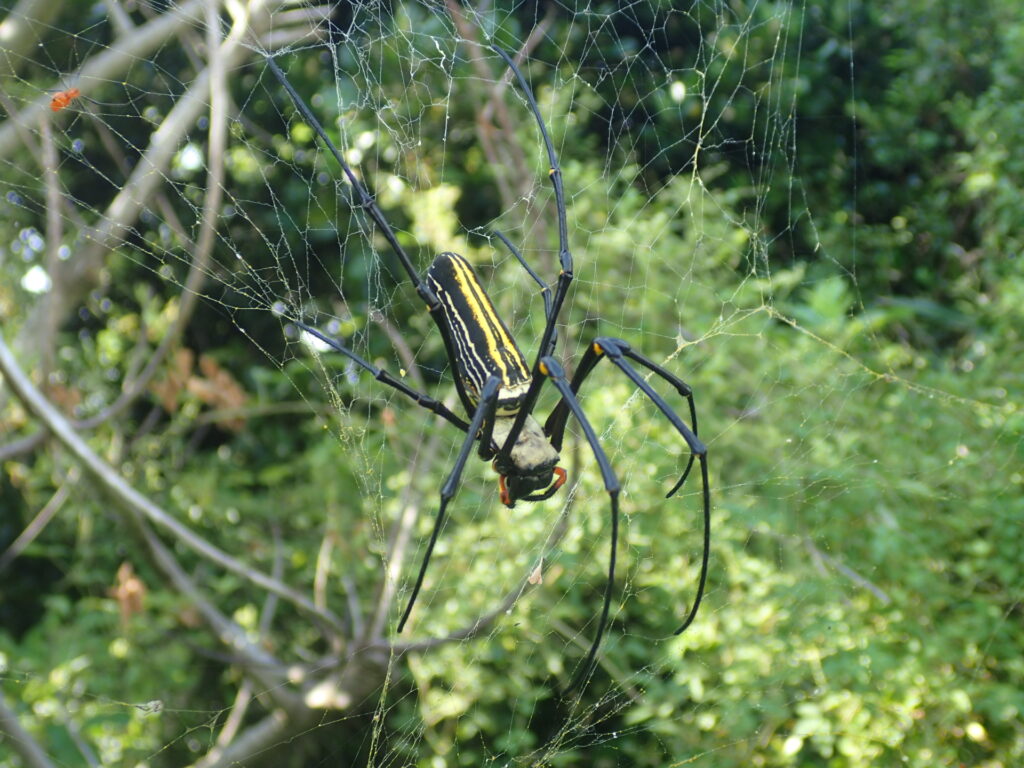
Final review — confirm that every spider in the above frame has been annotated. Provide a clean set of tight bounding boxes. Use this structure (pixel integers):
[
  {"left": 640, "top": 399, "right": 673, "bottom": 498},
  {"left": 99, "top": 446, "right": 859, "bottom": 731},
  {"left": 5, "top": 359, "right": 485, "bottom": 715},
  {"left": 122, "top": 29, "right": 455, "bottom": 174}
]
[{"left": 266, "top": 45, "right": 709, "bottom": 692}]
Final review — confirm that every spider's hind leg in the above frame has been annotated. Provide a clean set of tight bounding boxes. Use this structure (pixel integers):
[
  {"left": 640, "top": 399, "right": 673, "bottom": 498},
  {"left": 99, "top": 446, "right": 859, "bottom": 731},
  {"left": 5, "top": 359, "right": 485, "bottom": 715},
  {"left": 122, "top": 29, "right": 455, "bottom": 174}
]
[
  {"left": 611, "top": 340, "right": 701, "bottom": 498},
  {"left": 397, "top": 376, "right": 502, "bottom": 633}
]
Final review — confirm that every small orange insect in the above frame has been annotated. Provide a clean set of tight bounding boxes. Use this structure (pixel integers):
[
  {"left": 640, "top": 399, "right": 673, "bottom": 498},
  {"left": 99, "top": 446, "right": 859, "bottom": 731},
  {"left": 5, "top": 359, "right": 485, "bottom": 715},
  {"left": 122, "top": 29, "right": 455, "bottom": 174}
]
[{"left": 50, "top": 87, "right": 81, "bottom": 112}]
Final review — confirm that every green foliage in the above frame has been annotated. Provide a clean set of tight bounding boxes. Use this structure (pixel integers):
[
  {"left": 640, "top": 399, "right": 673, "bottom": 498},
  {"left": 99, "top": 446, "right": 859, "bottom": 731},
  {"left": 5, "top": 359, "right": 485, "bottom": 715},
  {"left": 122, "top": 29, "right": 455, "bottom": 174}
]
[{"left": 2, "top": 1, "right": 1022, "bottom": 766}]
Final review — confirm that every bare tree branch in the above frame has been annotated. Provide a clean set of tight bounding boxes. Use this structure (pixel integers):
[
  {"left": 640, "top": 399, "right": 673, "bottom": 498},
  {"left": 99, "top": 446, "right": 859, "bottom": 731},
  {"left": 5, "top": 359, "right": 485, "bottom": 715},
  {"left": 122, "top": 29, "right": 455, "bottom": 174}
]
[
  {"left": 0, "top": 689, "right": 58, "bottom": 768},
  {"left": 0, "top": 328, "right": 304, "bottom": 715},
  {"left": 192, "top": 706, "right": 319, "bottom": 768},
  {"left": 124, "top": 477, "right": 301, "bottom": 711},
  {"left": 11, "top": 0, "right": 292, "bottom": 364},
  {"left": 0, "top": 329, "right": 347, "bottom": 635},
  {"left": 0, "top": 0, "right": 63, "bottom": 83}
]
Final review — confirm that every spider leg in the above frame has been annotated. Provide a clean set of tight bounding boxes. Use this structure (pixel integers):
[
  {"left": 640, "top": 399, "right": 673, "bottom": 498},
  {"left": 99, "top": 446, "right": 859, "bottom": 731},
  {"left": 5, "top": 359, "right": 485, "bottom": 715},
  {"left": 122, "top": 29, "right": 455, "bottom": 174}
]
[
  {"left": 490, "top": 46, "right": 574, "bottom": 458},
  {"left": 476, "top": 395, "right": 499, "bottom": 460},
  {"left": 543, "top": 343, "right": 601, "bottom": 453},
  {"left": 546, "top": 340, "right": 700, "bottom": 498},
  {"left": 537, "top": 356, "right": 620, "bottom": 695},
  {"left": 492, "top": 229, "right": 557, "bottom": 364},
  {"left": 620, "top": 346, "right": 700, "bottom": 498},
  {"left": 295, "top": 322, "right": 470, "bottom": 433},
  {"left": 265, "top": 55, "right": 439, "bottom": 308},
  {"left": 397, "top": 376, "right": 502, "bottom": 633},
  {"left": 546, "top": 337, "right": 709, "bottom": 638},
  {"left": 492, "top": 229, "right": 554, "bottom": 322}
]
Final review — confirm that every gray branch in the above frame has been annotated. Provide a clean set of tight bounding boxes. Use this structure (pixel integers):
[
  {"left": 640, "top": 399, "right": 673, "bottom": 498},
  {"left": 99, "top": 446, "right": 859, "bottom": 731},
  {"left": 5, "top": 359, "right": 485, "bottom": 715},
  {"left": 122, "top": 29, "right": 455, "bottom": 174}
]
[
  {"left": 0, "top": 329, "right": 345, "bottom": 635},
  {"left": 0, "top": 689, "right": 58, "bottom": 768}
]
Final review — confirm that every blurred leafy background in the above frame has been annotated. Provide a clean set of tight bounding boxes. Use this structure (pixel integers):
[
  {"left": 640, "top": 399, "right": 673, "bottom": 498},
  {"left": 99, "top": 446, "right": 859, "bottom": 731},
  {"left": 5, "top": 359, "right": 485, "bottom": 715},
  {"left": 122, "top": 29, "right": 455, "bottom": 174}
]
[{"left": 0, "top": 1, "right": 1021, "bottom": 766}]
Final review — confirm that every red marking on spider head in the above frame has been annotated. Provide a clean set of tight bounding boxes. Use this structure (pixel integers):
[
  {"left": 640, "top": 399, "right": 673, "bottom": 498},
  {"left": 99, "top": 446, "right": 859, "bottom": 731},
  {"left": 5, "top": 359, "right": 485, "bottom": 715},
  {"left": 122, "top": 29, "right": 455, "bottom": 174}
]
[{"left": 496, "top": 465, "right": 566, "bottom": 508}]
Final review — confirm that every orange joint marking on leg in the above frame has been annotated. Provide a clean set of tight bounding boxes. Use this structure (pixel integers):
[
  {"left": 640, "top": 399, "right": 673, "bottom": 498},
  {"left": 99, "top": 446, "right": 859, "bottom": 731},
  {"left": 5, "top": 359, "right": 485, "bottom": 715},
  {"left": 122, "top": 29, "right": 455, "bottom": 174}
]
[
  {"left": 539, "top": 361, "right": 550, "bottom": 376},
  {"left": 592, "top": 341, "right": 605, "bottom": 355}
]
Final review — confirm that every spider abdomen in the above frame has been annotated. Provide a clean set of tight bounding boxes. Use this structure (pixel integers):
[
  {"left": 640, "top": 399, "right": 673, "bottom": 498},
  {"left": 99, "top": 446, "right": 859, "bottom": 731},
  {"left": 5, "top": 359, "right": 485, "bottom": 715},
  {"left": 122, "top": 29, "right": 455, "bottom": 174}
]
[{"left": 426, "top": 252, "right": 531, "bottom": 414}]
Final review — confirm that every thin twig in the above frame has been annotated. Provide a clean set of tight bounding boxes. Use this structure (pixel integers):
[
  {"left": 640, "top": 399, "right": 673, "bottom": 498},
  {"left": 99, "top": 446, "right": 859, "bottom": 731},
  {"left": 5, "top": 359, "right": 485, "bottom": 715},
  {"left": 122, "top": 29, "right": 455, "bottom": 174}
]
[
  {"left": 446, "top": 0, "right": 518, "bottom": 208},
  {"left": 211, "top": 522, "right": 287, "bottom": 749},
  {"left": 260, "top": 526, "right": 285, "bottom": 639},
  {"left": 802, "top": 536, "right": 892, "bottom": 605},
  {"left": 752, "top": 527, "right": 892, "bottom": 605},
  {"left": 58, "top": 702, "right": 100, "bottom": 768},
  {"left": 313, "top": 529, "right": 335, "bottom": 612},
  {"left": 212, "top": 680, "right": 255, "bottom": 752},
  {"left": 447, "top": 3, "right": 555, "bottom": 213},
  {"left": 38, "top": 111, "right": 62, "bottom": 376},
  {"left": 85, "top": 106, "right": 196, "bottom": 258},
  {"left": 341, "top": 571, "right": 365, "bottom": 641},
  {"left": 0, "top": 431, "right": 48, "bottom": 462},
  {"left": 101, "top": 0, "right": 134, "bottom": 36},
  {"left": 367, "top": 307, "right": 426, "bottom": 390},
  {"left": 130, "top": 451, "right": 300, "bottom": 713},
  {"left": 0, "top": 466, "right": 79, "bottom": 573},
  {"left": 191, "top": 704, "right": 318, "bottom": 768}
]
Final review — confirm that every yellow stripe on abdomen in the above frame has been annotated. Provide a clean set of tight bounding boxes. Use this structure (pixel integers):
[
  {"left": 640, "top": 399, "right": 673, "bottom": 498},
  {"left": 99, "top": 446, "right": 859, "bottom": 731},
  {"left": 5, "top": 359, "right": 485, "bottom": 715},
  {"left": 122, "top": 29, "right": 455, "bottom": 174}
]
[{"left": 426, "top": 252, "right": 531, "bottom": 410}]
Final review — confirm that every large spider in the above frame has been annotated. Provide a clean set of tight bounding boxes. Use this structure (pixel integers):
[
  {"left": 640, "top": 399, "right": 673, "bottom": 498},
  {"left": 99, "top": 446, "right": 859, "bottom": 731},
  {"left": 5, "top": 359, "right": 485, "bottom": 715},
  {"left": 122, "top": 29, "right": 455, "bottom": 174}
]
[{"left": 267, "top": 45, "right": 709, "bottom": 692}]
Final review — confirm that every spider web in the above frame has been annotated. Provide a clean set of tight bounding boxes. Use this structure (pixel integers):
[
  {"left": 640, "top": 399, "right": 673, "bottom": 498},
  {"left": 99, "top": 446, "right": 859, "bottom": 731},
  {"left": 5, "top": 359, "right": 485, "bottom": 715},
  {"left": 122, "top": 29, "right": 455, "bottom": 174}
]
[{"left": 1, "top": 1, "right": 1020, "bottom": 767}]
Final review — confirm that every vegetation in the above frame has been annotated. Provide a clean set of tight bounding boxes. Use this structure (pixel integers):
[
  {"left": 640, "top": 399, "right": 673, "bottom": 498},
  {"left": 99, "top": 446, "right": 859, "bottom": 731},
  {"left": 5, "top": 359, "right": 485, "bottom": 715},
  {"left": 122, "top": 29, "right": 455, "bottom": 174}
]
[{"left": 1, "top": 1, "right": 1021, "bottom": 766}]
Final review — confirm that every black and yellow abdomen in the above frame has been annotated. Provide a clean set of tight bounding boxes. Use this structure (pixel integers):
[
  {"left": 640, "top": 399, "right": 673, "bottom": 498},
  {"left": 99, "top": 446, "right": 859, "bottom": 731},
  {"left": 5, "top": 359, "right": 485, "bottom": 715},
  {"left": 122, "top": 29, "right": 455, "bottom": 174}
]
[{"left": 426, "top": 252, "right": 531, "bottom": 413}]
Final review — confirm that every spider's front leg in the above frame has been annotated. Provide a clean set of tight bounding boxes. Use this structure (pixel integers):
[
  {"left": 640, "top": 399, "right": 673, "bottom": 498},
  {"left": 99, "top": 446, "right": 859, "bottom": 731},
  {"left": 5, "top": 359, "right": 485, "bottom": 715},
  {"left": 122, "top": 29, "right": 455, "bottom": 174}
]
[{"left": 396, "top": 376, "right": 502, "bottom": 633}]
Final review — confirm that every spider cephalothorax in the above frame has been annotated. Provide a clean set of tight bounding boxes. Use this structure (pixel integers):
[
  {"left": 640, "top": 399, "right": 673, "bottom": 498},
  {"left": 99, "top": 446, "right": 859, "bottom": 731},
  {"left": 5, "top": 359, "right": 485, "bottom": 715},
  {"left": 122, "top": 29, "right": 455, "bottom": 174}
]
[
  {"left": 490, "top": 413, "right": 564, "bottom": 506},
  {"left": 268, "top": 45, "right": 710, "bottom": 693}
]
